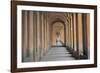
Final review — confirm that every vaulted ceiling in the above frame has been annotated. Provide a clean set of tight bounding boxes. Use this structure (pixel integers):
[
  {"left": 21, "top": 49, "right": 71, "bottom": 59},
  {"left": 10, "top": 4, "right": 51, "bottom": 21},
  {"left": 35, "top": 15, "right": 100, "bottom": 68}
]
[{"left": 47, "top": 12, "right": 72, "bottom": 26}]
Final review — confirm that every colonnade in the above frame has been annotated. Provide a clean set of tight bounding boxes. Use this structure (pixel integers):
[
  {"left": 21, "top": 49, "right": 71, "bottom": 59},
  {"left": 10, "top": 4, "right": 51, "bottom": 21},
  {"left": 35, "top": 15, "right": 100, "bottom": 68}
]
[
  {"left": 22, "top": 11, "right": 49, "bottom": 62},
  {"left": 22, "top": 11, "right": 90, "bottom": 62},
  {"left": 65, "top": 13, "right": 90, "bottom": 59}
]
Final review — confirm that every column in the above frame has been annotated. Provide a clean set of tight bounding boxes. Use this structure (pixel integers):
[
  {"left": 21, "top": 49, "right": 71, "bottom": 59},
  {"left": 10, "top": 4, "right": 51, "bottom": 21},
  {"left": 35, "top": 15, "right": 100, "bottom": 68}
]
[
  {"left": 46, "top": 12, "right": 50, "bottom": 49},
  {"left": 36, "top": 12, "right": 41, "bottom": 61},
  {"left": 69, "top": 14, "right": 71, "bottom": 48},
  {"left": 77, "top": 13, "right": 83, "bottom": 56},
  {"left": 22, "top": 11, "right": 30, "bottom": 62},
  {"left": 28, "top": 11, "right": 34, "bottom": 61},
  {"left": 32, "top": 12, "right": 35, "bottom": 61},
  {"left": 43, "top": 12, "right": 46, "bottom": 55},
  {"left": 70, "top": 14, "right": 74, "bottom": 49},
  {"left": 72, "top": 14, "right": 74, "bottom": 51},
  {"left": 82, "top": 13, "right": 90, "bottom": 59},
  {"left": 33, "top": 12, "right": 37, "bottom": 61},
  {"left": 44, "top": 12, "right": 46, "bottom": 54},
  {"left": 73, "top": 13, "right": 77, "bottom": 52},
  {"left": 65, "top": 14, "right": 69, "bottom": 47},
  {"left": 86, "top": 14, "right": 90, "bottom": 58},
  {"left": 39, "top": 12, "right": 42, "bottom": 59},
  {"left": 76, "top": 13, "right": 79, "bottom": 59},
  {"left": 22, "top": 11, "right": 28, "bottom": 62},
  {"left": 45, "top": 12, "right": 48, "bottom": 52},
  {"left": 26, "top": 11, "right": 30, "bottom": 57},
  {"left": 41, "top": 12, "right": 45, "bottom": 56},
  {"left": 67, "top": 13, "right": 71, "bottom": 48}
]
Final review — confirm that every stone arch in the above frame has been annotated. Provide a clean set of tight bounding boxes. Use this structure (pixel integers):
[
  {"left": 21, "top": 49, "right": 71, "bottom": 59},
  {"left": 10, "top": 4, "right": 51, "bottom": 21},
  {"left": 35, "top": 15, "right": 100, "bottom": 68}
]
[{"left": 49, "top": 18, "right": 66, "bottom": 47}]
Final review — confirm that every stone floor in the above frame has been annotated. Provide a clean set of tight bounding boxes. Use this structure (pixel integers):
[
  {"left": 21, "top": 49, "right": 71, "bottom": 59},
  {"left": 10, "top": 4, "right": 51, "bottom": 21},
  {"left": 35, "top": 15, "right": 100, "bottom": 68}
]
[
  {"left": 23, "top": 41, "right": 75, "bottom": 62},
  {"left": 41, "top": 47, "right": 75, "bottom": 61}
]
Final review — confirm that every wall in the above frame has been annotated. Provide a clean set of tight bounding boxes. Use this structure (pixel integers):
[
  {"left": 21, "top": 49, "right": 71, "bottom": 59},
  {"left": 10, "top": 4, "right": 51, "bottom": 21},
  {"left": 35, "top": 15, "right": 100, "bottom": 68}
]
[{"left": 0, "top": 0, "right": 100, "bottom": 73}]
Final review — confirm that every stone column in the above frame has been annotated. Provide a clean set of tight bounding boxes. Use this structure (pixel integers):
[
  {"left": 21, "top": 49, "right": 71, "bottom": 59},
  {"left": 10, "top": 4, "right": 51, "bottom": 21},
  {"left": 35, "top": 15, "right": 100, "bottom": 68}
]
[
  {"left": 32, "top": 12, "right": 35, "bottom": 61},
  {"left": 65, "top": 14, "right": 69, "bottom": 47},
  {"left": 22, "top": 11, "right": 30, "bottom": 62},
  {"left": 36, "top": 12, "right": 41, "bottom": 61},
  {"left": 44, "top": 13, "right": 46, "bottom": 54},
  {"left": 73, "top": 13, "right": 77, "bottom": 52},
  {"left": 86, "top": 14, "right": 90, "bottom": 58},
  {"left": 65, "top": 21, "right": 67, "bottom": 46},
  {"left": 33, "top": 12, "right": 37, "bottom": 61},
  {"left": 68, "top": 14, "right": 71, "bottom": 48},
  {"left": 22, "top": 11, "right": 28, "bottom": 62},
  {"left": 82, "top": 13, "right": 90, "bottom": 59},
  {"left": 77, "top": 13, "right": 83, "bottom": 56},
  {"left": 41, "top": 12, "right": 45, "bottom": 56},
  {"left": 23, "top": 11, "right": 28, "bottom": 57},
  {"left": 75, "top": 13, "right": 80, "bottom": 59},
  {"left": 28, "top": 11, "right": 34, "bottom": 61},
  {"left": 39, "top": 12, "right": 42, "bottom": 59},
  {"left": 70, "top": 14, "right": 74, "bottom": 49},
  {"left": 44, "top": 12, "right": 48, "bottom": 53},
  {"left": 72, "top": 14, "right": 74, "bottom": 51},
  {"left": 67, "top": 13, "right": 70, "bottom": 47},
  {"left": 46, "top": 12, "right": 50, "bottom": 50}
]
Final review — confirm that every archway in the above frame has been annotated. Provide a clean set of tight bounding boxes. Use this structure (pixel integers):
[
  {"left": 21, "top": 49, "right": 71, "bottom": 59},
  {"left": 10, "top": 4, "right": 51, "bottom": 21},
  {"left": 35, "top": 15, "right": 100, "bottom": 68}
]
[{"left": 51, "top": 21, "right": 66, "bottom": 47}]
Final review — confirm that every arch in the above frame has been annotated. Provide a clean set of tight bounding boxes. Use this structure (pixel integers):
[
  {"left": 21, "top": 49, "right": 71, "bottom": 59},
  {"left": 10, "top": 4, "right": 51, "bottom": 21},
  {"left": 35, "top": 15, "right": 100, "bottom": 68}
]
[
  {"left": 49, "top": 18, "right": 66, "bottom": 47},
  {"left": 48, "top": 15, "right": 68, "bottom": 26}
]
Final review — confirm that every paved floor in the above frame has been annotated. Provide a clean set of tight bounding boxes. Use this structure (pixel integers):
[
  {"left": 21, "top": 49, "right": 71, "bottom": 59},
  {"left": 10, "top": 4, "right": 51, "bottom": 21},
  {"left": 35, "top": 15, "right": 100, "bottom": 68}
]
[
  {"left": 23, "top": 41, "right": 75, "bottom": 62},
  {"left": 41, "top": 47, "right": 75, "bottom": 61}
]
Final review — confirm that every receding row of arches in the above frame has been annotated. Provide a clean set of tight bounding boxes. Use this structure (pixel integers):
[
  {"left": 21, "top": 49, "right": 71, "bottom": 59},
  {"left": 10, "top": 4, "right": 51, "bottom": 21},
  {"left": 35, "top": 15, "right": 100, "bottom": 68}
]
[{"left": 22, "top": 10, "right": 90, "bottom": 62}]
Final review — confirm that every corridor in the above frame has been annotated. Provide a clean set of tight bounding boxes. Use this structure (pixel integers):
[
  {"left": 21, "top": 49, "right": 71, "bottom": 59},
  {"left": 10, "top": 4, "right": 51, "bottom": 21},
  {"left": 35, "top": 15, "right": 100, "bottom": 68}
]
[
  {"left": 41, "top": 47, "right": 75, "bottom": 61},
  {"left": 22, "top": 10, "right": 90, "bottom": 62}
]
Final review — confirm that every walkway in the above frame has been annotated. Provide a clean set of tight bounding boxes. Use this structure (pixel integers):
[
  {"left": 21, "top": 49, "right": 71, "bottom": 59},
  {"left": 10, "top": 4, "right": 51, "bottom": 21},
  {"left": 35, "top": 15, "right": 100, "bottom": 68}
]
[{"left": 41, "top": 47, "right": 75, "bottom": 61}]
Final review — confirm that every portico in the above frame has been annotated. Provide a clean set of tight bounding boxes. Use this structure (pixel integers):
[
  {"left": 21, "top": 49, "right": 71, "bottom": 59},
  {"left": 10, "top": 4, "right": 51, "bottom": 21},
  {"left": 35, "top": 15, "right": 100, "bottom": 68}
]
[{"left": 22, "top": 11, "right": 90, "bottom": 62}]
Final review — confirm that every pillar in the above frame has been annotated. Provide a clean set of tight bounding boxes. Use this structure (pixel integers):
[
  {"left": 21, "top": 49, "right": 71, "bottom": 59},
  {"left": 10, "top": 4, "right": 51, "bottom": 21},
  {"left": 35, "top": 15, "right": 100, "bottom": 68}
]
[
  {"left": 82, "top": 13, "right": 90, "bottom": 59},
  {"left": 73, "top": 13, "right": 77, "bottom": 52},
  {"left": 41, "top": 12, "right": 45, "bottom": 56},
  {"left": 77, "top": 13, "right": 83, "bottom": 56},
  {"left": 22, "top": 10, "right": 28, "bottom": 61},
  {"left": 28, "top": 11, "right": 34, "bottom": 61},
  {"left": 36, "top": 12, "right": 41, "bottom": 61},
  {"left": 33, "top": 12, "right": 37, "bottom": 61},
  {"left": 75, "top": 13, "right": 80, "bottom": 59},
  {"left": 86, "top": 14, "right": 90, "bottom": 58},
  {"left": 70, "top": 14, "right": 74, "bottom": 49}
]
